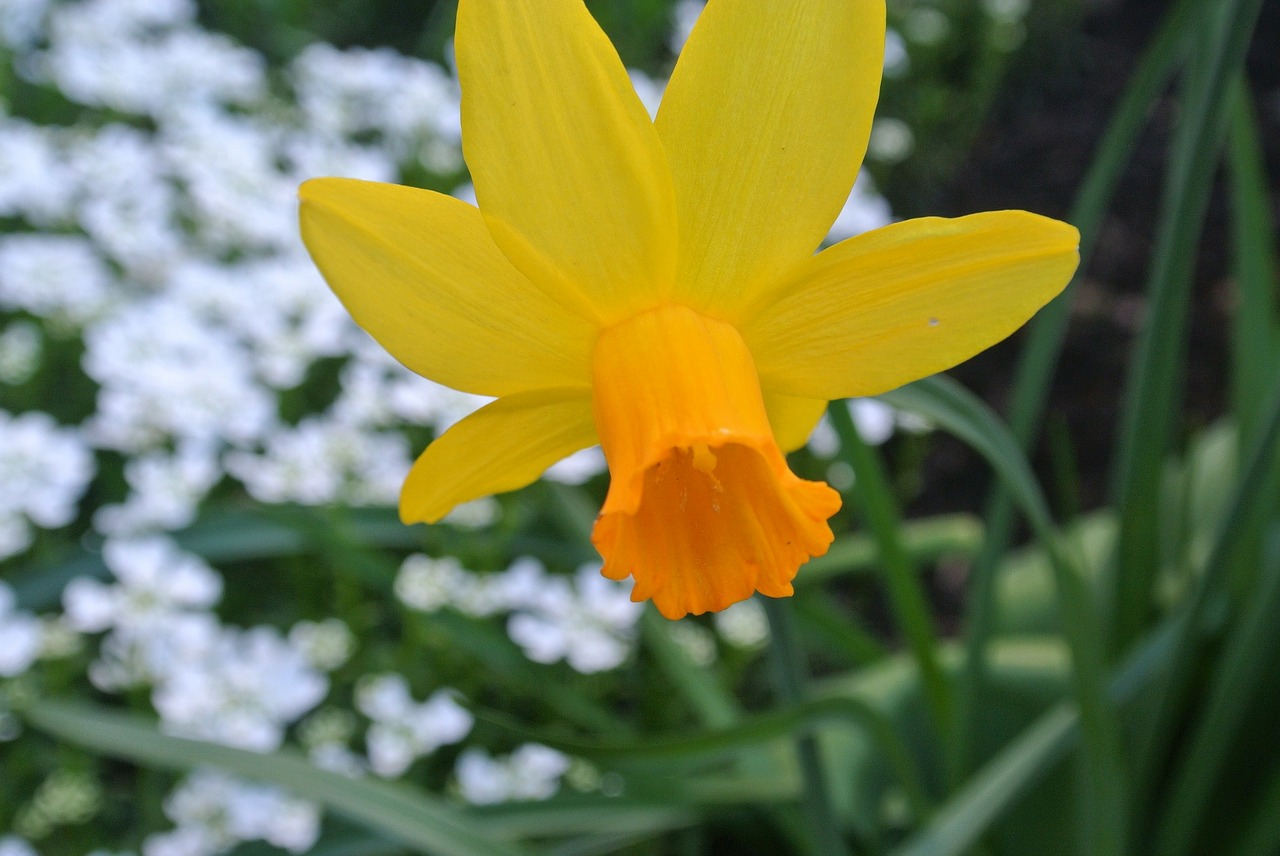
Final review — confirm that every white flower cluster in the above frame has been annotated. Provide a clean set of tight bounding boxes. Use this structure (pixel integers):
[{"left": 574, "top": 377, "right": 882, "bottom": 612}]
[
  {"left": 0, "top": 410, "right": 95, "bottom": 560},
  {"left": 396, "top": 556, "right": 643, "bottom": 673},
  {"left": 0, "top": 581, "right": 42, "bottom": 677},
  {"left": 0, "top": 837, "right": 36, "bottom": 856},
  {"left": 142, "top": 769, "right": 319, "bottom": 856},
  {"left": 62, "top": 537, "right": 331, "bottom": 751},
  {"left": 0, "top": 0, "right": 478, "bottom": 558},
  {"left": 355, "top": 674, "right": 473, "bottom": 778},
  {"left": 455, "top": 744, "right": 571, "bottom": 806}
]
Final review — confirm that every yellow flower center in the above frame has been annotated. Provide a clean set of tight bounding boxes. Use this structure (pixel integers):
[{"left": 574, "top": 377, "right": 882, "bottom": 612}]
[{"left": 590, "top": 304, "right": 841, "bottom": 619}]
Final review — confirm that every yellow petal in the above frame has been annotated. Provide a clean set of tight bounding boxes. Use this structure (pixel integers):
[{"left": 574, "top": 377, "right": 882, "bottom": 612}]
[
  {"left": 456, "top": 0, "right": 677, "bottom": 319},
  {"left": 741, "top": 211, "right": 1080, "bottom": 400},
  {"left": 656, "top": 0, "right": 885, "bottom": 311},
  {"left": 763, "top": 391, "right": 829, "bottom": 453},
  {"left": 300, "top": 178, "right": 595, "bottom": 397},
  {"left": 400, "top": 389, "right": 597, "bottom": 524}
]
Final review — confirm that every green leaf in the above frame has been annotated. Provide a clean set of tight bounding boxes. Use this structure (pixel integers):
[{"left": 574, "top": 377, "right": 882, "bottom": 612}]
[
  {"left": 827, "top": 401, "right": 953, "bottom": 749},
  {"left": 1153, "top": 532, "right": 1280, "bottom": 856},
  {"left": 1108, "top": 0, "right": 1267, "bottom": 653},
  {"left": 799, "top": 514, "right": 983, "bottom": 587},
  {"left": 882, "top": 375, "right": 1126, "bottom": 856},
  {"left": 472, "top": 694, "right": 931, "bottom": 822},
  {"left": 20, "top": 699, "right": 535, "bottom": 856},
  {"left": 955, "top": 0, "right": 1197, "bottom": 786},
  {"left": 889, "top": 620, "right": 1178, "bottom": 856},
  {"left": 1227, "top": 78, "right": 1280, "bottom": 451}
]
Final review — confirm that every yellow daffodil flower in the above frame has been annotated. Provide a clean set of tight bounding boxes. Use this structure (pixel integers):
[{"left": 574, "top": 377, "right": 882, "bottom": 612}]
[{"left": 299, "top": 0, "right": 1079, "bottom": 619}]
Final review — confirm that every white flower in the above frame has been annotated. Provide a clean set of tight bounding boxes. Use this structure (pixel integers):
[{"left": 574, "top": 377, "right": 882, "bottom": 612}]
[
  {"left": 0, "top": 835, "right": 38, "bottom": 856},
  {"left": 82, "top": 296, "right": 273, "bottom": 451},
  {"left": 356, "top": 674, "right": 473, "bottom": 778},
  {"left": 224, "top": 416, "right": 410, "bottom": 506},
  {"left": 0, "top": 321, "right": 42, "bottom": 385},
  {"left": 67, "top": 125, "right": 183, "bottom": 283},
  {"left": 883, "top": 28, "right": 910, "bottom": 78},
  {"left": 455, "top": 744, "right": 570, "bottom": 806},
  {"left": 505, "top": 564, "right": 641, "bottom": 674},
  {"left": 93, "top": 443, "right": 220, "bottom": 535},
  {"left": 0, "top": 233, "right": 112, "bottom": 327},
  {"left": 288, "top": 618, "right": 355, "bottom": 671},
  {"left": 713, "top": 599, "right": 771, "bottom": 649},
  {"left": 0, "top": 119, "right": 76, "bottom": 224},
  {"left": 63, "top": 537, "right": 222, "bottom": 635},
  {"left": 290, "top": 44, "right": 460, "bottom": 159},
  {"left": 0, "top": 410, "right": 95, "bottom": 560},
  {"left": 41, "top": 0, "right": 264, "bottom": 117},
  {"left": 394, "top": 554, "right": 468, "bottom": 613},
  {"left": 147, "top": 770, "right": 319, "bottom": 856},
  {"left": 153, "top": 626, "right": 328, "bottom": 751},
  {"left": 0, "top": 582, "right": 42, "bottom": 677}
]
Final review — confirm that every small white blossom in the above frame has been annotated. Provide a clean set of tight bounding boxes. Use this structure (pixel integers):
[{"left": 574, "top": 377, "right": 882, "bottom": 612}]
[
  {"left": 0, "top": 410, "right": 95, "bottom": 559},
  {"left": 63, "top": 537, "right": 222, "bottom": 635},
  {"left": 93, "top": 443, "right": 220, "bottom": 535},
  {"left": 0, "top": 321, "right": 42, "bottom": 385},
  {"left": 455, "top": 744, "right": 571, "bottom": 805},
  {"left": 0, "top": 119, "right": 76, "bottom": 224},
  {"left": 506, "top": 564, "right": 641, "bottom": 674},
  {"left": 713, "top": 599, "right": 771, "bottom": 649},
  {"left": 0, "top": 835, "right": 38, "bottom": 856},
  {"left": 0, "top": 582, "right": 42, "bottom": 677},
  {"left": 225, "top": 416, "right": 410, "bottom": 506},
  {"left": 153, "top": 626, "right": 328, "bottom": 751},
  {"left": 288, "top": 618, "right": 355, "bottom": 671},
  {"left": 356, "top": 674, "right": 473, "bottom": 778},
  {"left": 395, "top": 554, "right": 469, "bottom": 613},
  {"left": 145, "top": 770, "right": 319, "bottom": 856},
  {"left": 82, "top": 297, "right": 274, "bottom": 451},
  {"left": 0, "top": 234, "right": 113, "bottom": 327}
]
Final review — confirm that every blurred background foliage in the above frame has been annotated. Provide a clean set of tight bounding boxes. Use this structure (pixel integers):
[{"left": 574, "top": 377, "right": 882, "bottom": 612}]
[{"left": 1, "top": 1, "right": 1279, "bottom": 856}]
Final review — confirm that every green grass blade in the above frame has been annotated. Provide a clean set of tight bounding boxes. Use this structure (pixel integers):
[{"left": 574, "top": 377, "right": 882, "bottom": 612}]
[
  {"left": 889, "top": 620, "right": 1178, "bottom": 856},
  {"left": 882, "top": 375, "right": 1126, "bottom": 856},
  {"left": 799, "top": 514, "right": 983, "bottom": 587},
  {"left": 1227, "top": 77, "right": 1280, "bottom": 451},
  {"left": 1227, "top": 760, "right": 1280, "bottom": 856},
  {"left": 473, "top": 800, "right": 696, "bottom": 840},
  {"left": 20, "top": 700, "right": 535, "bottom": 856},
  {"left": 763, "top": 597, "right": 854, "bottom": 856},
  {"left": 827, "top": 400, "right": 953, "bottom": 749},
  {"left": 1152, "top": 529, "right": 1280, "bottom": 856},
  {"left": 1133, "top": 377, "right": 1280, "bottom": 831},
  {"left": 954, "top": 0, "right": 1197, "bottom": 783},
  {"left": 640, "top": 608, "right": 741, "bottom": 729},
  {"left": 1108, "top": 0, "right": 1267, "bottom": 653},
  {"left": 893, "top": 704, "right": 1078, "bottom": 856},
  {"left": 472, "top": 694, "right": 931, "bottom": 821}
]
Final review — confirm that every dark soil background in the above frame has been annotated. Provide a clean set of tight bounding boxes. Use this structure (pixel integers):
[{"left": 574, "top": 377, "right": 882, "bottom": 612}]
[{"left": 907, "top": 0, "right": 1280, "bottom": 525}]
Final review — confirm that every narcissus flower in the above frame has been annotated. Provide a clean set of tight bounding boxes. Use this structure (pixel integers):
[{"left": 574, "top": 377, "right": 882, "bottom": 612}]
[{"left": 299, "top": 0, "right": 1079, "bottom": 619}]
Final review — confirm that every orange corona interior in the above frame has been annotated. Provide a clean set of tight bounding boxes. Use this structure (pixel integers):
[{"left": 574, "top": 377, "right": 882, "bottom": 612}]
[{"left": 590, "top": 304, "right": 841, "bottom": 618}]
